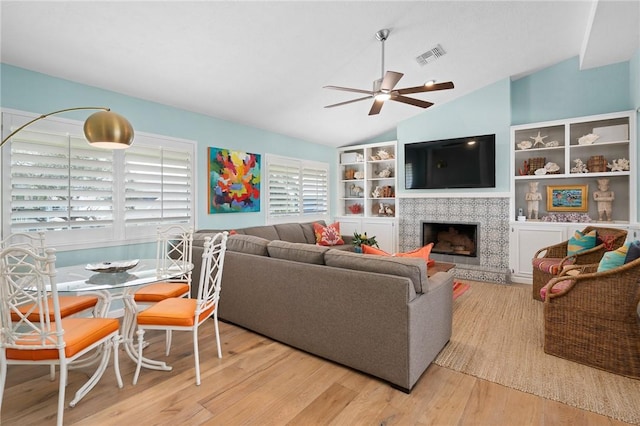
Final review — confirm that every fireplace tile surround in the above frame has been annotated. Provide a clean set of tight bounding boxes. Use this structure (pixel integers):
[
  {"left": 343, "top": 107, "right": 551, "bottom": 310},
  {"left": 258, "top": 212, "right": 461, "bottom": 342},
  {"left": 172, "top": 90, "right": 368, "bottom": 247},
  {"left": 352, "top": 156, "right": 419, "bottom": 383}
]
[{"left": 399, "top": 197, "right": 511, "bottom": 283}]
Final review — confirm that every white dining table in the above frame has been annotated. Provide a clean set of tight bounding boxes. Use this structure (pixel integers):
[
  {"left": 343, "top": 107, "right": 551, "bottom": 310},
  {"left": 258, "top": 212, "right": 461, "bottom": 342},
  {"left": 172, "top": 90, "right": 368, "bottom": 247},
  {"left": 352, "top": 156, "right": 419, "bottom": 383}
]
[{"left": 54, "top": 258, "right": 193, "bottom": 372}]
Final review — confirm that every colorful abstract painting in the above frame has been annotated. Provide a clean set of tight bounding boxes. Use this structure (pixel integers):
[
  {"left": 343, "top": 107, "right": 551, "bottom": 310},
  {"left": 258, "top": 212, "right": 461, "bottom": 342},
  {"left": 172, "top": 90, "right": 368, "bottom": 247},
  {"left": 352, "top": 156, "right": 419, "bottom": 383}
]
[{"left": 208, "top": 147, "right": 261, "bottom": 214}]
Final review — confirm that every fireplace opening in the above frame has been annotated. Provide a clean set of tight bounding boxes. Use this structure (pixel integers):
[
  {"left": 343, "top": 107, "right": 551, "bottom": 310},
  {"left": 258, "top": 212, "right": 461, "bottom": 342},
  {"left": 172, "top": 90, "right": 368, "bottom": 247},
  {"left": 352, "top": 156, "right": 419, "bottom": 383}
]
[{"left": 421, "top": 221, "right": 478, "bottom": 258}]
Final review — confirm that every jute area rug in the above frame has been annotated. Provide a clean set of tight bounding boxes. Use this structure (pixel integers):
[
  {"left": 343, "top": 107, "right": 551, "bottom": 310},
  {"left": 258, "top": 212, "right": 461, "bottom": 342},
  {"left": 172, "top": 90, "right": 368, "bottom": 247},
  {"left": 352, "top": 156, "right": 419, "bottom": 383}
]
[{"left": 434, "top": 280, "right": 640, "bottom": 425}]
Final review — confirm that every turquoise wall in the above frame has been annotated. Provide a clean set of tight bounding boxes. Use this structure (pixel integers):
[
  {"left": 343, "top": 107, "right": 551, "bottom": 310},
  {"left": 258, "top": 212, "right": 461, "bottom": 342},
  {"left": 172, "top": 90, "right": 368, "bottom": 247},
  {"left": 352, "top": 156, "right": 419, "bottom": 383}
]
[
  {"left": 0, "top": 65, "right": 334, "bottom": 230},
  {"left": 1, "top": 64, "right": 334, "bottom": 264},
  {"left": 511, "top": 56, "right": 631, "bottom": 124},
  {"left": 397, "top": 78, "right": 512, "bottom": 194}
]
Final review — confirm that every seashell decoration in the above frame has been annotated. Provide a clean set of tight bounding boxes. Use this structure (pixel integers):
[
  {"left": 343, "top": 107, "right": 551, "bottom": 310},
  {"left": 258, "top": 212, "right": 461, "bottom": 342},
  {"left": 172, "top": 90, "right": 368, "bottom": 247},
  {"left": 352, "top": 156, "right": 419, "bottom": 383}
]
[
  {"left": 517, "top": 140, "right": 532, "bottom": 150},
  {"left": 578, "top": 133, "right": 600, "bottom": 145},
  {"left": 544, "top": 162, "right": 560, "bottom": 173},
  {"left": 545, "top": 140, "right": 559, "bottom": 147},
  {"left": 377, "top": 149, "right": 391, "bottom": 160},
  {"left": 534, "top": 168, "right": 547, "bottom": 175}
]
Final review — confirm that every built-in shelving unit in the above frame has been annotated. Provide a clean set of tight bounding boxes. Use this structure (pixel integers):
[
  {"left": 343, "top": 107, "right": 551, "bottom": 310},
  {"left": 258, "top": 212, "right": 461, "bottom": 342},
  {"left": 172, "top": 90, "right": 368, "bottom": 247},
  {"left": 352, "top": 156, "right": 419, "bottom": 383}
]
[
  {"left": 336, "top": 141, "right": 399, "bottom": 252},
  {"left": 509, "top": 110, "right": 637, "bottom": 283}
]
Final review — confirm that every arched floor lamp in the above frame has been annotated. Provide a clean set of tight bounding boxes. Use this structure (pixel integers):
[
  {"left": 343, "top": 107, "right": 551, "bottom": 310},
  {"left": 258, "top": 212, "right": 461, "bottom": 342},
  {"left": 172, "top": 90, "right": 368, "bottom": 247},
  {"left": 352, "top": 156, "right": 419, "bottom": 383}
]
[{"left": 1, "top": 107, "right": 134, "bottom": 149}]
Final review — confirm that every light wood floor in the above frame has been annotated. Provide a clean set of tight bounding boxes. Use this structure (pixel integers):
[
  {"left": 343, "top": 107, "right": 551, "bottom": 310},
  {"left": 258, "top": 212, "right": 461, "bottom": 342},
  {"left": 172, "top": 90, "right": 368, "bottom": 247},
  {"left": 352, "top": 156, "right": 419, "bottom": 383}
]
[{"left": 2, "top": 320, "right": 631, "bottom": 425}]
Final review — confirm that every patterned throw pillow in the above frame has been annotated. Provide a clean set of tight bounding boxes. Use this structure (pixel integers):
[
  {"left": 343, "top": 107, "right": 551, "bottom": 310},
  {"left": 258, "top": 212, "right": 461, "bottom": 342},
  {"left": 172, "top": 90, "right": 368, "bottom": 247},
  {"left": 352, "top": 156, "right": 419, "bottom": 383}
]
[
  {"left": 597, "top": 242, "right": 630, "bottom": 272},
  {"left": 567, "top": 230, "right": 596, "bottom": 256},
  {"left": 313, "top": 222, "right": 344, "bottom": 246}
]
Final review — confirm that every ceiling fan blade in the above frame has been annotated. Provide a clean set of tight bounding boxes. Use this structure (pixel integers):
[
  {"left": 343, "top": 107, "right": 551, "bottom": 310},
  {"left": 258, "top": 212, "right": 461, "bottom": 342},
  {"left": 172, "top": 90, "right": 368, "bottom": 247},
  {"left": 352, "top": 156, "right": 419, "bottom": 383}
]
[
  {"left": 391, "top": 95, "right": 434, "bottom": 109},
  {"left": 396, "top": 81, "right": 455, "bottom": 95},
  {"left": 323, "top": 85, "right": 374, "bottom": 95},
  {"left": 381, "top": 71, "right": 404, "bottom": 91},
  {"left": 324, "top": 96, "right": 373, "bottom": 109},
  {"left": 368, "top": 99, "right": 385, "bottom": 116}
]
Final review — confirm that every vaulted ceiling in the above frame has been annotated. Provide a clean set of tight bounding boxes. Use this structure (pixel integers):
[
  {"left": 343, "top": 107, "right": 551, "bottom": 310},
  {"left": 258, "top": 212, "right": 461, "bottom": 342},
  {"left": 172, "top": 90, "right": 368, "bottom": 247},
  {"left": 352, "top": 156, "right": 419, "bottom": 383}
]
[{"left": 1, "top": 1, "right": 638, "bottom": 147}]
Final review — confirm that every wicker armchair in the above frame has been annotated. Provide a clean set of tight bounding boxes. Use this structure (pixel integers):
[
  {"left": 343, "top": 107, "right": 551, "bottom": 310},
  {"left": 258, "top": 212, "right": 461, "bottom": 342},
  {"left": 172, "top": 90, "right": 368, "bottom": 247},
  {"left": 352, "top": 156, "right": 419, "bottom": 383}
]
[
  {"left": 542, "top": 258, "right": 640, "bottom": 378},
  {"left": 531, "top": 226, "right": 627, "bottom": 301}
]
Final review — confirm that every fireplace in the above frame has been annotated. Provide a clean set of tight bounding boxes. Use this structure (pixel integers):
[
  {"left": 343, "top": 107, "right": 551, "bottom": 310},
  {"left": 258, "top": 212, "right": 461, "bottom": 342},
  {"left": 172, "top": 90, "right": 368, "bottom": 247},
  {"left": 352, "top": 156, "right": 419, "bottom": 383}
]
[{"left": 421, "top": 221, "right": 479, "bottom": 258}]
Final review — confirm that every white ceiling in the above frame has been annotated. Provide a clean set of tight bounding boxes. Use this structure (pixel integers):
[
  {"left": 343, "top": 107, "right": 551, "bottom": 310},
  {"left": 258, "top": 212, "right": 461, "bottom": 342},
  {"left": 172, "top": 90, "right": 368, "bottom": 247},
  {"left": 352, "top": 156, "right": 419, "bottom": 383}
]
[{"left": 1, "top": 1, "right": 638, "bottom": 148}]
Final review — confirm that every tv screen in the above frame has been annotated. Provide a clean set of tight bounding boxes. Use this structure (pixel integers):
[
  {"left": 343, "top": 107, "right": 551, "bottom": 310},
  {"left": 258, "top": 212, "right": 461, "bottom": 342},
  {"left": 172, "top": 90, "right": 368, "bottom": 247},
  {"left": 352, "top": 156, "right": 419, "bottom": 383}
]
[{"left": 404, "top": 134, "right": 496, "bottom": 189}]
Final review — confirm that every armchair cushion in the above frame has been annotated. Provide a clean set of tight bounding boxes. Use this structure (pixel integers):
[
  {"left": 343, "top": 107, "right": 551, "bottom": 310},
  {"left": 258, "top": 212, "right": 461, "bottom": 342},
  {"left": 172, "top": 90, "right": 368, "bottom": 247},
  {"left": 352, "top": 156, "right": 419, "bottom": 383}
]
[
  {"left": 532, "top": 257, "right": 574, "bottom": 275},
  {"left": 597, "top": 242, "right": 630, "bottom": 272},
  {"left": 624, "top": 240, "right": 640, "bottom": 263},
  {"left": 567, "top": 229, "right": 596, "bottom": 256}
]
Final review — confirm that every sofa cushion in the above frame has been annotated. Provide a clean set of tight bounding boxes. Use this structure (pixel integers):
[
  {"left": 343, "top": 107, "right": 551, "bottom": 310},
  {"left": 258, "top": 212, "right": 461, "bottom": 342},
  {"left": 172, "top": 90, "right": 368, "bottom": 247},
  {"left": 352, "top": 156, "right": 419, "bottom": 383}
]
[
  {"left": 301, "top": 221, "right": 322, "bottom": 244},
  {"left": 226, "top": 234, "right": 271, "bottom": 256},
  {"left": 324, "top": 249, "right": 427, "bottom": 294},
  {"left": 274, "top": 223, "right": 308, "bottom": 243},
  {"left": 267, "top": 240, "right": 329, "bottom": 264},
  {"left": 240, "top": 225, "right": 280, "bottom": 241}
]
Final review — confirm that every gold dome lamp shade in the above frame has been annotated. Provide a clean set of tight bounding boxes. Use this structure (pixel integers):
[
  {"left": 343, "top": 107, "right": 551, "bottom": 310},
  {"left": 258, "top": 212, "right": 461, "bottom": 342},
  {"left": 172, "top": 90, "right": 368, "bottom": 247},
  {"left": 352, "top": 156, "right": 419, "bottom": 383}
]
[{"left": 1, "top": 107, "right": 134, "bottom": 149}]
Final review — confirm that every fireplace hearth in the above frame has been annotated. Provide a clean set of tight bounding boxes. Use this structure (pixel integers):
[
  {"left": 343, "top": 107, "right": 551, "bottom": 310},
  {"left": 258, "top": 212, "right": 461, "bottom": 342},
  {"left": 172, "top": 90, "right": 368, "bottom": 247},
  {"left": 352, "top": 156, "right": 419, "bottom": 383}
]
[{"left": 422, "top": 221, "right": 479, "bottom": 258}]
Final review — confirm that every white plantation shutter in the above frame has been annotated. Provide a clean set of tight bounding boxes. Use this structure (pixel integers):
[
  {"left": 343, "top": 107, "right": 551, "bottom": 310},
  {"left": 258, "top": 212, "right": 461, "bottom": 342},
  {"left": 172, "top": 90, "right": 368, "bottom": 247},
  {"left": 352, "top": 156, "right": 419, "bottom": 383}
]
[
  {"left": 8, "top": 128, "right": 114, "bottom": 233},
  {"left": 1, "top": 110, "right": 195, "bottom": 248},
  {"left": 302, "top": 166, "right": 328, "bottom": 214},
  {"left": 124, "top": 144, "right": 192, "bottom": 227},
  {"left": 267, "top": 162, "right": 300, "bottom": 217},
  {"left": 266, "top": 155, "right": 329, "bottom": 221}
]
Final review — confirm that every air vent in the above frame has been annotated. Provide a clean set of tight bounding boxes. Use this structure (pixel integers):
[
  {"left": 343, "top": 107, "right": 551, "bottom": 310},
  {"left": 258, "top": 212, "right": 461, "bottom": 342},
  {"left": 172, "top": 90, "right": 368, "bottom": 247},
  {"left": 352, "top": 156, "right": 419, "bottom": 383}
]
[{"left": 416, "top": 44, "right": 446, "bottom": 66}]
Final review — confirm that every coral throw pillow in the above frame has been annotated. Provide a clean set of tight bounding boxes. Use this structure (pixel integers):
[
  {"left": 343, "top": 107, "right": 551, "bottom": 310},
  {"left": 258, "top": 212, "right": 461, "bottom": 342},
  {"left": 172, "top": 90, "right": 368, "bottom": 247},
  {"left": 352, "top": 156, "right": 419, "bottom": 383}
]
[
  {"left": 361, "top": 245, "right": 390, "bottom": 256},
  {"left": 395, "top": 243, "right": 435, "bottom": 267},
  {"left": 567, "top": 230, "right": 596, "bottom": 256},
  {"left": 313, "top": 222, "right": 345, "bottom": 246}
]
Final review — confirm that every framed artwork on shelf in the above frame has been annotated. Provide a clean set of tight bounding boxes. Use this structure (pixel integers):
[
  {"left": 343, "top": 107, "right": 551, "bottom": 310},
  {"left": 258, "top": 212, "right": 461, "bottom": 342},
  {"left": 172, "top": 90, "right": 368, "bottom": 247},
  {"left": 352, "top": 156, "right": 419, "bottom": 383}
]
[
  {"left": 208, "top": 147, "right": 261, "bottom": 214},
  {"left": 546, "top": 184, "right": 589, "bottom": 212}
]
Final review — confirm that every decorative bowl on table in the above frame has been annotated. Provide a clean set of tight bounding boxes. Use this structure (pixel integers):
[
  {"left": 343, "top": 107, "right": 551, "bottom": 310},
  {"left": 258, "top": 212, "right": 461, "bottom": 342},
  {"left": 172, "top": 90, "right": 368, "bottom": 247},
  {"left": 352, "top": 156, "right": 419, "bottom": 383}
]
[{"left": 86, "top": 259, "right": 139, "bottom": 273}]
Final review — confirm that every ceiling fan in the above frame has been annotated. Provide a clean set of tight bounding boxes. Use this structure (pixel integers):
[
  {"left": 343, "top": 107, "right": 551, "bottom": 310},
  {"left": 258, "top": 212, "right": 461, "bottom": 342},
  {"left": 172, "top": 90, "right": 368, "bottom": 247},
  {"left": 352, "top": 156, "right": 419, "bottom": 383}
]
[{"left": 324, "top": 29, "right": 454, "bottom": 116}]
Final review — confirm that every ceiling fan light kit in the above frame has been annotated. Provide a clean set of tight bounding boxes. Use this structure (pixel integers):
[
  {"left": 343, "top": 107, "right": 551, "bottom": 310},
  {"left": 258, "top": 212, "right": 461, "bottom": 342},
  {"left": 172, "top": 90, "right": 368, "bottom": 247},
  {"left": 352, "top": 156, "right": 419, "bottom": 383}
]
[{"left": 324, "top": 29, "right": 454, "bottom": 116}]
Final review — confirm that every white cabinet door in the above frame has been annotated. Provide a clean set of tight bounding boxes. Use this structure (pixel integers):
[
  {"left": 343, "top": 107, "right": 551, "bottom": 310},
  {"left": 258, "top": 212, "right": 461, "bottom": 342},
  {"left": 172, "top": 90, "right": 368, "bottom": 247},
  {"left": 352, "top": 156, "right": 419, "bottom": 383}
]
[
  {"left": 362, "top": 219, "right": 397, "bottom": 253},
  {"left": 336, "top": 218, "right": 361, "bottom": 241},
  {"left": 510, "top": 224, "right": 566, "bottom": 284}
]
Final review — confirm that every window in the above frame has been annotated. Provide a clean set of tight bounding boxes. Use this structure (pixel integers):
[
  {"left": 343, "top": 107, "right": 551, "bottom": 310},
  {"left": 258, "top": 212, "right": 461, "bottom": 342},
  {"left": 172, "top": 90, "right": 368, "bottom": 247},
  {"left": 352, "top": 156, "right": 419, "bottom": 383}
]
[
  {"left": 1, "top": 110, "right": 195, "bottom": 249},
  {"left": 265, "top": 154, "right": 329, "bottom": 223}
]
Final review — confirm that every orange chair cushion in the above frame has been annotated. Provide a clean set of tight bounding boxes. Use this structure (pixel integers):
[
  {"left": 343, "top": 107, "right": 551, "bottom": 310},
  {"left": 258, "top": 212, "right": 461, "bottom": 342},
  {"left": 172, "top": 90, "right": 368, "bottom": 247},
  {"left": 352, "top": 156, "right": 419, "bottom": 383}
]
[
  {"left": 11, "top": 295, "right": 99, "bottom": 322},
  {"left": 5, "top": 317, "right": 119, "bottom": 361},
  {"left": 137, "top": 298, "right": 215, "bottom": 327},
  {"left": 134, "top": 282, "right": 190, "bottom": 302}
]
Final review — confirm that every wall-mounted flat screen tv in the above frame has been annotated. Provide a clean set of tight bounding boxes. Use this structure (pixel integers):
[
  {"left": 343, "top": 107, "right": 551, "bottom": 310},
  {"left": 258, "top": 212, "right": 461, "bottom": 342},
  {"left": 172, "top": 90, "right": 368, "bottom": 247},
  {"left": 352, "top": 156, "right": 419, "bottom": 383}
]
[{"left": 404, "top": 134, "right": 496, "bottom": 189}]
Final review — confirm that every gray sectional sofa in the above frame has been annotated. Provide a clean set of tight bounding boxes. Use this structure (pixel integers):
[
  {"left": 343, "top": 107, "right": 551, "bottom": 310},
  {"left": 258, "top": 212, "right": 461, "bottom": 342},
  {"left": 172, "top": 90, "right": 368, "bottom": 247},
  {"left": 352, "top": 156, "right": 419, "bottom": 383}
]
[{"left": 192, "top": 221, "right": 453, "bottom": 392}]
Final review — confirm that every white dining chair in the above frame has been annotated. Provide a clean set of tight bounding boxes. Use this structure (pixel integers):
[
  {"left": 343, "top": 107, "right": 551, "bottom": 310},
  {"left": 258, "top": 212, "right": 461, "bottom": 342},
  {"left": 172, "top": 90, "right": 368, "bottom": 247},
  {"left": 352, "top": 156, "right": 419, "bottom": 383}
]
[
  {"left": 133, "top": 225, "right": 194, "bottom": 355},
  {"left": 133, "top": 231, "right": 228, "bottom": 386},
  {"left": 0, "top": 246, "right": 123, "bottom": 426}
]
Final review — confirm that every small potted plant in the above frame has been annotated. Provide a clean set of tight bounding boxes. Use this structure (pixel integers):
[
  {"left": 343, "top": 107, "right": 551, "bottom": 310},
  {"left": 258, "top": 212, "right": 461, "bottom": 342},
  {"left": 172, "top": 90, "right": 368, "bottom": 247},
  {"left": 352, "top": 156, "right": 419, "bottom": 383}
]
[{"left": 353, "top": 231, "right": 379, "bottom": 253}]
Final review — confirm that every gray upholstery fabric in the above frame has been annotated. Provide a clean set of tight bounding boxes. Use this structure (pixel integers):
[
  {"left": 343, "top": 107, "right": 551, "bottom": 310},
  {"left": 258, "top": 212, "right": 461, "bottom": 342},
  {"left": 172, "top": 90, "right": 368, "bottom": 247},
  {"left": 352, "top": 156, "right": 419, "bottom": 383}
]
[
  {"left": 191, "top": 221, "right": 453, "bottom": 392},
  {"left": 226, "top": 234, "right": 270, "bottom": 256},
  {"left": 324, "top": 249, "right": 428, "bottom": 294},
  {"left": 273, "top": 223, "right": 308, "bottom": 243},
  {"left": 241, "top": 225, "right": 280, "bottom": 240},
  {"left": 267, "top": 240, "right": 328, "bottom": 264},
  {"left": 301, "top": 221, "right": 321, "bottom": 244}
]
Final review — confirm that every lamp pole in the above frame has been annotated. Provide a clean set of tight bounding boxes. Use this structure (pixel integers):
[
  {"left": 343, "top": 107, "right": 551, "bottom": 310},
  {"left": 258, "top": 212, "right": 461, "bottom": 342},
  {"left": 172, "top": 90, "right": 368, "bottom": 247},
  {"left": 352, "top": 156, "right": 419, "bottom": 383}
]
[{"left": 1, "top": 106, "right": 134, "bottom": 148}]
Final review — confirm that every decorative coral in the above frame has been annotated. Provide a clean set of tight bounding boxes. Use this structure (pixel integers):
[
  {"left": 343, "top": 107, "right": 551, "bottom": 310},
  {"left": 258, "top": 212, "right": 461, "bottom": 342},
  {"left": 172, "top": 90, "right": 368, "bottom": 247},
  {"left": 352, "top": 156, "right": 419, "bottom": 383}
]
[{"left": 607, "top": 158, "right": 630, "bottom": 172}]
